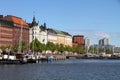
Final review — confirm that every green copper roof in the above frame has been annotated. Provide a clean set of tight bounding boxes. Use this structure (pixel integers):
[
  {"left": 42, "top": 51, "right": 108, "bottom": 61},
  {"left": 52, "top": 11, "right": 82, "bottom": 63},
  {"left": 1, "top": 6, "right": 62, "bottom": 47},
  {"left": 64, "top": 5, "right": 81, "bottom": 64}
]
[{"left": 54, "top": 29, "right": 64, "bottom": 35}]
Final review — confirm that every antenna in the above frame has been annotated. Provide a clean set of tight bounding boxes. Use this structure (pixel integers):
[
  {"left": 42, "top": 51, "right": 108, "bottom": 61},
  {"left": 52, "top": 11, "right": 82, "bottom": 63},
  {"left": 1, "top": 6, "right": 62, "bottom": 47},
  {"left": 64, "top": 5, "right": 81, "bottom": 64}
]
[{"left": 33, "top": 11, "right": 35, "bottom": 17}]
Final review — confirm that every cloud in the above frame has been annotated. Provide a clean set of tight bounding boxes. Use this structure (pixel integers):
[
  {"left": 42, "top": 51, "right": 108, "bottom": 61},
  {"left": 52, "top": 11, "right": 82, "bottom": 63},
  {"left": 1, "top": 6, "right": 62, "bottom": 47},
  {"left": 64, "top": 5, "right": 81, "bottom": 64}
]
[
  {"left": 67, "top": 29, "right": 110, "bottom": 38},
  {"left": 94, "top": 31, "right": 110, "bottom": 38},
  {"left": 109, "top": 33, "right": 120, "bottom": 38}
]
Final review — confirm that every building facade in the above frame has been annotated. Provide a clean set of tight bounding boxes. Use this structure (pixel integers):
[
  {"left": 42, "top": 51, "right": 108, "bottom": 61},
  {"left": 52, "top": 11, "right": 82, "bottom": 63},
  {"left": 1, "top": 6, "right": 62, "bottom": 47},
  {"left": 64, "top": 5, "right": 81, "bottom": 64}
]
[
  {"left": 72, "top": 35, "right": 85, "bottom": 48},
  {"left": 29, "top": 16, "right": 47, "bottom": 44},
  {"left": 99, "top": 37, "right": 109, "bottom": 46},
  {"left": 0, "top": 15, "right": 29, "bottom": 49},
  {"left": 85, "top": 37, "right": 91, "bottom": 51},
  {"left": 63, "top": 32, "right": 72, "bottom": 46},
  {"left": 0, "top": 16, "right": 13, "bottom": 46},
  {"left": 47, "top": 29, "right": 58, "bottom": 44},
  {"left": 47, "top": 29, "right": 72, "bottom": 46},
  {"left": 114, "top": 47, "right": 120, "bottom": 53}
]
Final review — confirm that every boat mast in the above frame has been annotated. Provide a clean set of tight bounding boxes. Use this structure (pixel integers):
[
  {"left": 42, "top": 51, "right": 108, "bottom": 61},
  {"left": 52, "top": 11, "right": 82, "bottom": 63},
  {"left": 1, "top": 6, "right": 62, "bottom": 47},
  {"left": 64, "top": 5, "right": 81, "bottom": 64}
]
[
  {"left": 112, "top": 46, "right": 114, "bottom": 54},
  {"left": 18, "top": 22, "right": 23, "bottom": 53},
  {"left": 0, "top": 23, "right": 1, "bottom": 43}
]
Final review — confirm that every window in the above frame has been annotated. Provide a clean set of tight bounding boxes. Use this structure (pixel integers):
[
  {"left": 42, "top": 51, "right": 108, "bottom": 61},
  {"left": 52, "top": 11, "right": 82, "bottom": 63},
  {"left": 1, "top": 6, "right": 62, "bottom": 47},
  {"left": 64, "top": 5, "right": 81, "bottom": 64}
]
[{"left": 42, "top": 39, "right": 45, "bottom": 42}]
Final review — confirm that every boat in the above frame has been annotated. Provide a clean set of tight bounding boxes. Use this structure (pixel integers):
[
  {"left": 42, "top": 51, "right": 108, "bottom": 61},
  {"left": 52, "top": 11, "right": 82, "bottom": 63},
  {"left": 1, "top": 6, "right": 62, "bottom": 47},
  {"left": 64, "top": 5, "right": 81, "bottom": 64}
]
[
  {"left": 47, "top": 55, "right": 54, "bottom": 62},
  {"left": 23, "top": 54, "right": 36, "bottom": 63},
  {"left": 0, "top": 52, "right": 24, "bottom": 64}
]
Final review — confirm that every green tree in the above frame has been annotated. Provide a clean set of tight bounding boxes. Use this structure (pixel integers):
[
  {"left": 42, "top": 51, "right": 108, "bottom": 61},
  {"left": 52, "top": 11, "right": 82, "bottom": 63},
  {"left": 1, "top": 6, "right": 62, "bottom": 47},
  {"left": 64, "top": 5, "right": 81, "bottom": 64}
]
[
  {"left": 13, "top": 41, "right": 27, "bottom": 52},
  {"left": 45, "top": 42, "right": 56, "bottom": 52},
  {"left": 75, "top": 44, "right": 85, "bottom": 54},
  {"left": 21, "top": 41, "right": 27, "bottom": 52},
  {"left": 30, "top": 38, "right": 41, "bottom": 52},
  {"left": 65, "top": 45, "right": 73, "bottom": 52},
  {"left": 58, "top": 44, "right": 64, "bottom": 53},
  {"left": 0, "top": 45, "right": 11, "bottom": 51}
]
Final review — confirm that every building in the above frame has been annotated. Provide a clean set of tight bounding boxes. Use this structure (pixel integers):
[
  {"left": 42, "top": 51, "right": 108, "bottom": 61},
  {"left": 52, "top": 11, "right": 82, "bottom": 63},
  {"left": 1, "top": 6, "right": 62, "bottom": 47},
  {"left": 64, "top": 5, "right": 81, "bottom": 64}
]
[
  {"left": 47, "top": 28, "right": 72, "bottom": 46},
  {"left": 72, "top": 35, "right": 85, "bottom": 48},
  {"left": 62, "top": 31, "right": 72, "bottom": 46},
  {"left": 99, "top": 37, "right": 109, "bottom": 46},
  {"left": 85, "top": 37, "right": 90, "bottom": 53},
  {"left": 114, "top": 47, "right": 120, "bottom": 53},
  {"left": 0, "top": 15, "right": 29, "bottom": 49},
  {"left": 85, "top": 37, "right": 91, "bottom": 51},
  {"left": 90, "top": 44, "right": 115, "bottom": 54},
  {"left": 29, "top": 16, "right": 47, "bottom": 44},
  {"left": 47, "top": 28, "right": 58, "bottom": 44},
  {"left": 29, "top": 17, "right": 72, "bottom": 46},
  {"left": 0, "top": 15, "right": 13, "bottom": 46}
]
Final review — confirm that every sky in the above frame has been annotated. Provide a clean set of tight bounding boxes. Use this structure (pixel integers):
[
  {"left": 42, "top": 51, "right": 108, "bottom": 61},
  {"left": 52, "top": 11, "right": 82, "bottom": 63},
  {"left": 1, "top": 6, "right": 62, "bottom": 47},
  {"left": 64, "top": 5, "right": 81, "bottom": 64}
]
[{"left": 0, "top": 0, "right": 120, "bottom": 46}]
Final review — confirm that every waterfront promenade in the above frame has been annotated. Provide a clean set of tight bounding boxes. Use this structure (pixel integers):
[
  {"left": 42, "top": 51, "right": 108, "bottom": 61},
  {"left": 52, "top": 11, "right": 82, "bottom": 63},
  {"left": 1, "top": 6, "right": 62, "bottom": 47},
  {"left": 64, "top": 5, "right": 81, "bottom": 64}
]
[{"left": 0, "top": 49, "right": 120, "bottom": 64}]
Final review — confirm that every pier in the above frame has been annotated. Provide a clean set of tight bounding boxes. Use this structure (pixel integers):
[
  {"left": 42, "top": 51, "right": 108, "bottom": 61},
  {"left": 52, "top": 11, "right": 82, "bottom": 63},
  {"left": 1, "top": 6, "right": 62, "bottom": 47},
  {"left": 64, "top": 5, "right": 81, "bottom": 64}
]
[
  {"left": 1, "top": 52, "right": 120, "bottom": 64},
  {"left": 36, "top": 55, "right": 66, "bottom": 63},
  {"left": 53, "top": 55, "right": 66, "bottom": 61},
  {"left": 22, "top": 54, "right": 67, "bottom": 64}
]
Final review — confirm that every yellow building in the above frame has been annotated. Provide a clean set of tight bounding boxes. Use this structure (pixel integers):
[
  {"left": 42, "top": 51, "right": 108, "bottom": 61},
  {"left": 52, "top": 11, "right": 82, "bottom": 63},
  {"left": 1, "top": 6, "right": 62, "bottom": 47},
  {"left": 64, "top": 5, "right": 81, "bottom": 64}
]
[{"left": 47, "top": 29, "right": 72, "bottom": 46}]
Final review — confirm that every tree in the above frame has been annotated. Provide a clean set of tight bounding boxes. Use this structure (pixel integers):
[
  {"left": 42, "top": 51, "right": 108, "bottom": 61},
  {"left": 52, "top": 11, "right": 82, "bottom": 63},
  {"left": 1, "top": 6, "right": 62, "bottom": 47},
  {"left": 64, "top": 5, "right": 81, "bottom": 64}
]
[
  {"left": 0, "top": 45, "right": 11, "bottom": 51},
  {"left": 58, "top": 44, "right": 64, "bottom": 53},
  {"left": 54, "top": 44, "right": 59, "bottom": 51},
  {"left": 30, "top": 38, "right": 41, "bottom": 52},
  {"left": 75, "top": 43, "right": 85, "bottom": 54},
  {"left": 46, "top": 42, "right": 56, "bottom": 52},
  {"left": 13, "top": 41, "right": 27, "bottom": 52},
  {"left": 64, "top": 45, "right": 73, "bottom": 52},
  {"left": 40, "top": 44, "right": 46, "bottom": 52},
  {"left": 21, "top": 41, "right": 27, "bottom": 52}
]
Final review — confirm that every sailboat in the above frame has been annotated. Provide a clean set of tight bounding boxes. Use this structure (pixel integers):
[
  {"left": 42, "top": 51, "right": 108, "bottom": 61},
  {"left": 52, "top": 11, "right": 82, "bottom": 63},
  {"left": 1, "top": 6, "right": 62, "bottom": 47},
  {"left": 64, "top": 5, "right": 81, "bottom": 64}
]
[
  {"left": 6, "top": 22, "right": 25, "bottom": 64},
  {"left": 15, "top": 22, "right": 27, "bottom": 64}
]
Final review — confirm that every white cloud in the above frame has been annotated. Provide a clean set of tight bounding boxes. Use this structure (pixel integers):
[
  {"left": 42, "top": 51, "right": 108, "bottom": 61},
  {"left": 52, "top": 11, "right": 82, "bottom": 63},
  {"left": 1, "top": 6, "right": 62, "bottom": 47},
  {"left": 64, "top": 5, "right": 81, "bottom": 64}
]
[
  {"left": 68, "top": 29, "right": 110, "bottom": 38},
  {"left": 94, "top": 31, "right": 110, "bottom": 38}
]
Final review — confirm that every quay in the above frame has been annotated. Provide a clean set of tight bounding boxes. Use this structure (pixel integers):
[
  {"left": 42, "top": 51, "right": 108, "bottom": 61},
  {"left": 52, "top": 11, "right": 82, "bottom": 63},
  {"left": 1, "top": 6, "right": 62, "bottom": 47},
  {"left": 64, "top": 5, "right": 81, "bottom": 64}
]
[
  {"left": 1, "top": 50, "right": 120, "bottom": 64},
  {"left": 35, "top": 55, "right": 66, "bottom": 63},
  {"left": 53, "top": 55, "right": 66, "bottom": 61},
  {"left": 23, "top": 54, "right": 67, "bottom": 63},
  {"left": 0, "top": 52, "right": 67, "bottom": 64}
]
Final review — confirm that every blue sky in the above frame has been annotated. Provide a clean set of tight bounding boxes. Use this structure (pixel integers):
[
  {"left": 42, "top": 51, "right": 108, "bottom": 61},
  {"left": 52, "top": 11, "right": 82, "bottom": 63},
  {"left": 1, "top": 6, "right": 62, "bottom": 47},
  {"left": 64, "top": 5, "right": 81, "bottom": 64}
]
[{"left": 1, "top": 0, "right": 120, "bottom": 46}]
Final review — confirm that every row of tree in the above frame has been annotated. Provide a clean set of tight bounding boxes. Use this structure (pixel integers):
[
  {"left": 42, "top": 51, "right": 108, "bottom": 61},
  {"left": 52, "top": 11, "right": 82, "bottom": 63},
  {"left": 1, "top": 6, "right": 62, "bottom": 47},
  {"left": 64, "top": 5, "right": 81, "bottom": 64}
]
[
  {"left": 0, "top": 38, "right": 113, "bottom": 54},
  {"left": 30, "top": 38, "right": 85, "bottom": 53},
  {"left": 30, "top": 39, "right": 113, "bottom": 54},
  {"left": 0, "top": 38, "right": 85, "bottom": 54}
]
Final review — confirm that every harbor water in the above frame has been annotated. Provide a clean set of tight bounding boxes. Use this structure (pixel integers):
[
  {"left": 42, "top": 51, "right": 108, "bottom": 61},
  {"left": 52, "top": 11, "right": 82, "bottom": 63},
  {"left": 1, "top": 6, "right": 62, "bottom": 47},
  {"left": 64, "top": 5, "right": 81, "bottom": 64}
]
[{"left": 0, "top": 59, "right": 120, "bottom": 80}]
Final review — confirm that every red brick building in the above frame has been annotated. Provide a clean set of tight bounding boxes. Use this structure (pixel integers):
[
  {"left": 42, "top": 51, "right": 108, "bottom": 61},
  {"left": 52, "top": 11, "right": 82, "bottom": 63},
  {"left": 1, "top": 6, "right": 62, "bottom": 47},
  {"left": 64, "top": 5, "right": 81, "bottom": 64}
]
[
  {"left": 72, "top": 35, "right": 85, "bottom": 48},
  {"left": 0, "top": 15, "right": 29, "bottom": 49}
]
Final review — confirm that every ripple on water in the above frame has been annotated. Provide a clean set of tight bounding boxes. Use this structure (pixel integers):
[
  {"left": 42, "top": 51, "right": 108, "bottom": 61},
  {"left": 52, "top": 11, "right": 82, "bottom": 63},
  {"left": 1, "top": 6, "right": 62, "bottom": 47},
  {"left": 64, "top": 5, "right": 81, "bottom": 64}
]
[{"left": 0, "top": 59, "right": 120, "bottom": 80}]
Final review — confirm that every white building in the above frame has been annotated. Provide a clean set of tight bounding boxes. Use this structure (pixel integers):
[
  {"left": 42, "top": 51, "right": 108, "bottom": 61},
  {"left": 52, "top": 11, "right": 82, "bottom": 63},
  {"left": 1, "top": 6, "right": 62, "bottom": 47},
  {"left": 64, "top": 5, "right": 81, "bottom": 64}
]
[
  {"left": 29, "top": 16, "right": 72, "bottom": 47},
  {"left": 29, "top": 16, "right": 47, "bottom": 44},
  {"left": 99, "top": 37, "right": 109, "bottom": 46},
  {"left": 85, "top": 37, "right": 90, "bottom": 48}
]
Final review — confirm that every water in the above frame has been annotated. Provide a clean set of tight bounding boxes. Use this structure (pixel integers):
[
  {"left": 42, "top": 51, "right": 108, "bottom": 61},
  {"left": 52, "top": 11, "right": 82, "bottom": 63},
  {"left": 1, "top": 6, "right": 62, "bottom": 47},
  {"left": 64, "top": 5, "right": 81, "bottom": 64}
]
[{"left": 0, "top": 59, "right": 120, "bottom": 80}]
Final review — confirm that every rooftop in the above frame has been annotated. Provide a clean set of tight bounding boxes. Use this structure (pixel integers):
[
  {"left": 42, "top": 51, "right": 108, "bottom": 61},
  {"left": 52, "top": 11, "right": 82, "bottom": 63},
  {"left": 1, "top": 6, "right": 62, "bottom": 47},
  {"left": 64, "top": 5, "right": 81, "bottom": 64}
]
[{"left": 1, "top": 15, "right": 29, "bottom": 27}]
